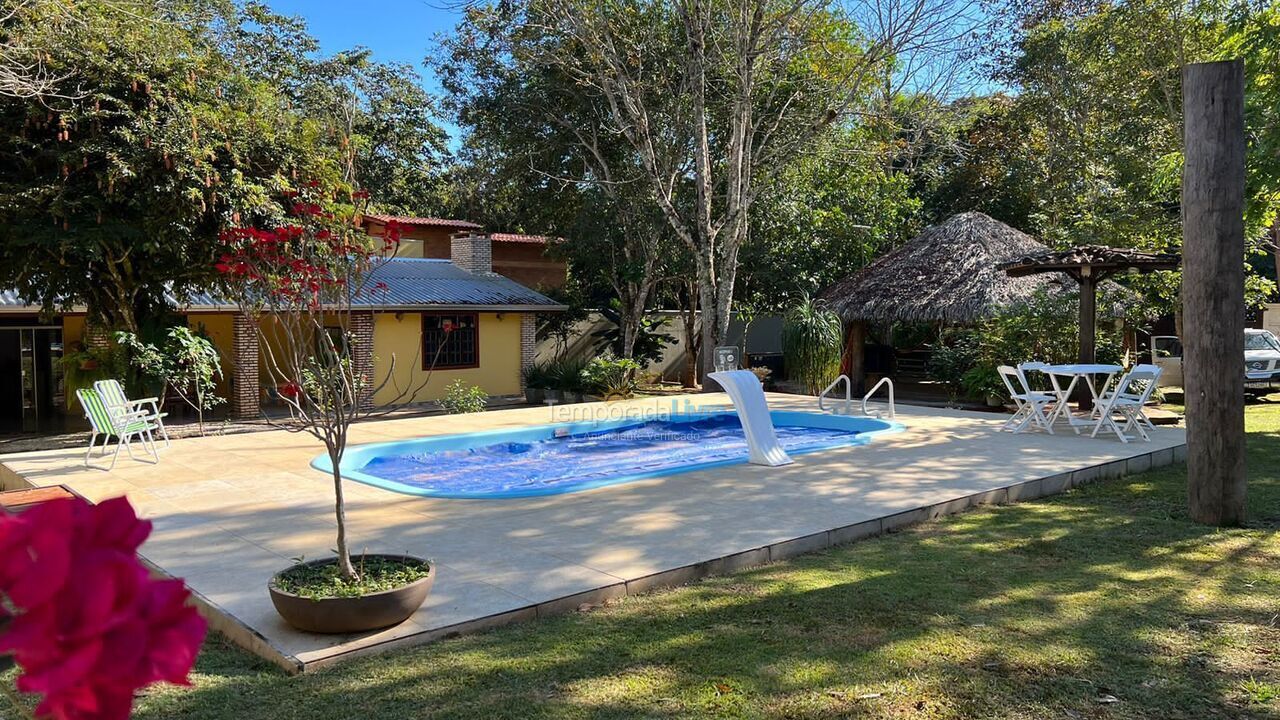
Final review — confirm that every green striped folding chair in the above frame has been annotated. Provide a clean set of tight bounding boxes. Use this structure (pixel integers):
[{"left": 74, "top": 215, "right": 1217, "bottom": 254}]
[
  {"left": 76, "top": 388, "right": 160, "bottom": 470},
  {"left": 94, "top": 379, "right": 169, "bottom": 447}
]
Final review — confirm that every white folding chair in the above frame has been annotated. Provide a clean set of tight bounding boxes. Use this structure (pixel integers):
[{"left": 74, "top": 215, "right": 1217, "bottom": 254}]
[
  {"left": 1094, "top": 364, "right": 1163, "bottom": 432},
  {"left": 998, "top": 365, "right": 1056, "bottom": 434},
  {"left": 77, "top": 388, "right": 161, "bottom": 470},
  {"left": 95, "top": 378, "right": 170, "bottom": 447},
  {"left": 1090, "top": 367, "right": 1161, "bottom": 443}
]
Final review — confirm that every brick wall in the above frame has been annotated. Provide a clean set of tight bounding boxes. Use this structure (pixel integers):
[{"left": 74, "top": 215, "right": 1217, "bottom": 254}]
[
  {"left": 83, "top": 323, "right": 111, "bottom": 350},
  {"left": 350, "top": 312, "right": 374, "bottom": 410},
  {"left": 231, "top": 314, "right": 260, "bottom": 419},
  {"left": 450, "top": 233, "right": 493, "bottom": 275},
  {"left": 520, "top": 313, "right": 537, "bottom": 390}
]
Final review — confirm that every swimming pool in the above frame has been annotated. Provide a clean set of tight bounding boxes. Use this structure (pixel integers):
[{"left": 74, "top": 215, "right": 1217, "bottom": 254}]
[{"left": 316, "top": 411, "right": 900, "bottom": 499}]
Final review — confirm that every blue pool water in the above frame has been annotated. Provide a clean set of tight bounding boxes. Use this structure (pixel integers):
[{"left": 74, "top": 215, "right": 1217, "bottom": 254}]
[{"left": 318, "top": 411, "right": 898, "bottom": 499}]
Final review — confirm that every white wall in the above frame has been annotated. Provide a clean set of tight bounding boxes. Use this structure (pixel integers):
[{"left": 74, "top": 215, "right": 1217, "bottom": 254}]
[{"left": 1263, "top": 304, "right": 1280, "bottom": 337}]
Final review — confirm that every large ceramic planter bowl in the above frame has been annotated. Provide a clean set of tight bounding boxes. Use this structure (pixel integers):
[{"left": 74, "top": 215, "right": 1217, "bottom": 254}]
[{"left": 268, "top": 554, "right": 435, "bottom": 634}]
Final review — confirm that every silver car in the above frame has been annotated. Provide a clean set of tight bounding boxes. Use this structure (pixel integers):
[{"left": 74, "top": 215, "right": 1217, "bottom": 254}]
[{"left": 1151, "top": 329, "right": 1280, "bottom": 396}]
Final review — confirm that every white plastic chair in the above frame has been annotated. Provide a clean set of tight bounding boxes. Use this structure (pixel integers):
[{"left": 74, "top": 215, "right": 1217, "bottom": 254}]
[
  {"left": 998, "top": 365, "right": 1055, "bottom": 434},
  {"left": 95, "top": 378, "right": 170, "bottom": 447},
  {"left": 77, "top": 388, "right": 161, "bottom": 470},
  {"left": 1090, "top": 366, "right": 1161, "bottom": 442}
]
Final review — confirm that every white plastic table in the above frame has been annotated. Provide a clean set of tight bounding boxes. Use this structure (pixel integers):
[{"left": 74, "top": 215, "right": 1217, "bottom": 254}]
[{"left": 1042, "top": 363, "right": 1124, "bottom": 430}]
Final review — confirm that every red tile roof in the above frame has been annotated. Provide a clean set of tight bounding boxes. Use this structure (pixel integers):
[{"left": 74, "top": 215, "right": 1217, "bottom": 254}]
[
  {"left": 490, "top": 232, "right": 560, "bottom": 245},
  {"left": 363, "top": 214, "right": 483, "bottom": 230}
]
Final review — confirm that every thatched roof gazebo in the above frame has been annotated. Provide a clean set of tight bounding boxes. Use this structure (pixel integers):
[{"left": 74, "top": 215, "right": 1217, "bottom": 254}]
[
  {"left": 820, "top": 212, "right": 1069, "bottom": 389},
  {"left": 822, "top": 212, "right": 1065, "bottom": 325}
]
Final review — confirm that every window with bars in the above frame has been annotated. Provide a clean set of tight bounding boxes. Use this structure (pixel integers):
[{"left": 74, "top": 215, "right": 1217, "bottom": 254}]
[{"left": 422, "top": 313, "right": 479, "bottom": 369}]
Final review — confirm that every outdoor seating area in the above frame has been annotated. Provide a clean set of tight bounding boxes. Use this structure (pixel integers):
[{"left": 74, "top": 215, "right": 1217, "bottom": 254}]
[{"left": 998, "top": 362, "right": 1164, "bottom": 442}]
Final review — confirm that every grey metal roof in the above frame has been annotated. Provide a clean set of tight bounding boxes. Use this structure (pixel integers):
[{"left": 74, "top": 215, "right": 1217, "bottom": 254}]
[
  {"left": 184, "top": 258, "right": 565, "bottom": 312},
  {"left": 1, "top": 259, "right": 565, "bottom": 313}
]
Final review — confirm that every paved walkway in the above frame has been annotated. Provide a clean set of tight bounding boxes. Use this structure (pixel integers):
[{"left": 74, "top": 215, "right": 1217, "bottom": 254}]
[{"left": 0, "top": 394, "right": 1186, "bottom": 672}]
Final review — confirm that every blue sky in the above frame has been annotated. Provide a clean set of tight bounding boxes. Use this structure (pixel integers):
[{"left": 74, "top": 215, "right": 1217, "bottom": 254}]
[{"left": 263, "top": 1, "right": 460, "bottom": 101}]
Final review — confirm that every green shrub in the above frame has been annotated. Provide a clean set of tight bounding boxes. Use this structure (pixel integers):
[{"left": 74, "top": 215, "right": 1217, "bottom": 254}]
[
  {"left": 961, "top": 363, "right": 1007, "bottom": 400},
  {"left": 582, "top": 354, "right": 641, "bottom": 398},
  {"left": 546, "top": 356, "right": 589, "bottom": 393},
  {"left": 522, "top": 361, "right": 553, "bottom": 390},
  {"left": 927, "top": 330, "right": 980, "bottom": 401},
  {"left": 439, "top": 379, "right": 488, "bottom": 414},
  {"left": 781, "top": 294, "right": 844, "bottom": 395}
]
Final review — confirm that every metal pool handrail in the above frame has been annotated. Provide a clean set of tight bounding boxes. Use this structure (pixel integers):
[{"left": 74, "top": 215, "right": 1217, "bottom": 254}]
[
  {"left": 862, "top": 377, "right": 896, "bottom": 420},
  {"left": 818, "top": 375, "right": 852, "bottom": 415}
]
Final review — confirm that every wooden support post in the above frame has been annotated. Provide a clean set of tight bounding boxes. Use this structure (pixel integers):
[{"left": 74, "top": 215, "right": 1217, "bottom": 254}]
[
  {"left": 1183, "top": 60, "right": 1247, "bottom": 526},
  {"left": 1077, "top": 273, "right": 1097, "bottom": 410},
  {"left": 843, "top": 321, "right": 867, "bottom": 396}
]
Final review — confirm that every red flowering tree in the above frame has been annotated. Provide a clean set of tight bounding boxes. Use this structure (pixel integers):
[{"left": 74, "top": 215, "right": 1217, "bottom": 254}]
[
  {"left": 0, "top": 496, "right": 207, "bottom": 720},
  {"left": 217, "top": 183, "right": 446, "bottom": 580}
]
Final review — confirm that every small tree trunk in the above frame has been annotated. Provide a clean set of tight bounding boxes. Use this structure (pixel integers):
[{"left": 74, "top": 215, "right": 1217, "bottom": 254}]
[{"left": 329, "top": 447, "right": 358, "bottom": 579}]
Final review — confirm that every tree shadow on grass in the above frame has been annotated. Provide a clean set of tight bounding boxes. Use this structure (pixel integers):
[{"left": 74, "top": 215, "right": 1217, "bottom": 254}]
[{"left": 129, "top": 426, "right": 1280, "bottom": 720}]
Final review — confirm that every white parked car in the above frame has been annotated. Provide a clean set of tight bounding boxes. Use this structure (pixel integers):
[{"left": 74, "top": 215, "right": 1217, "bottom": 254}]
[{"left": 1151, "top": 329, "right": 1280, "bottom": 396}]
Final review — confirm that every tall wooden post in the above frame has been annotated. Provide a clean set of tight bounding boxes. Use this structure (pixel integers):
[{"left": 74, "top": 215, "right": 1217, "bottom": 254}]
[
  {"left": 843, "top": 320, "right": 867, "bottom": 395},
  {"left": 1183, "top": 60, "right": 1246, "bottom": 526},
  {"left": 1077, "top": 272, "right": 1097, "bottom": 410}
]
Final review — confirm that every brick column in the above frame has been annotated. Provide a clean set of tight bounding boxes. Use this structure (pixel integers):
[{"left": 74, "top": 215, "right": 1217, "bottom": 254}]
[
  {"left": 231, "top": 314, "right": 260, "bottom": 419},
  {"left": 83, "top": 322, "right": 111, "bottom": 350},
  {"left": 519, "top": 313, "right": 537, "bottom": 390},
  {"left": 350, "top": 312, "right": 375, "bottom": 410}
]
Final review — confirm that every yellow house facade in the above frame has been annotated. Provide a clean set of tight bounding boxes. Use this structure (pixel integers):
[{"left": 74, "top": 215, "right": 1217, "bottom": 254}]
[{"left": 0, "top": 233, "right": 562, "bottom": 429}]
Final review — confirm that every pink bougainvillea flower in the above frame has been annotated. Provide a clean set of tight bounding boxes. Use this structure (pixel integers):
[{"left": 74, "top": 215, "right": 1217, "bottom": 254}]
[
  {"left": 0, "top": 498, "right": 73, "bottom": 608},
  {"left": 0, "top": 497, "right": 207, "bottom": 720}
]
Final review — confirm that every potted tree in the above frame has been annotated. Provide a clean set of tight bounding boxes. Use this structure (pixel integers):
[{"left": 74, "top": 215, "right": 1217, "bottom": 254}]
[{"left": 218, "top": 183, "right": 449, "bottom": 633}]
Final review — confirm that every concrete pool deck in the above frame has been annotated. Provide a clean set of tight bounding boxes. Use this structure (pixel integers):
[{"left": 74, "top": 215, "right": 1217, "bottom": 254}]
[{"left": 0, "top": 393, "right": 1186, "bottom": 672}]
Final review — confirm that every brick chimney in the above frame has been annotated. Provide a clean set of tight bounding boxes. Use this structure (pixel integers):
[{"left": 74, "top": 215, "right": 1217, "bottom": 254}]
[{"left": 450, "top": 232, "right": 492, "bottom": 275}]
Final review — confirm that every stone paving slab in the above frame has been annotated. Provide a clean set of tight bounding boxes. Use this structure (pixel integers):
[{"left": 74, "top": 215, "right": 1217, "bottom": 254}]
[{"left": 0, "top": 394, "right": 1186, "bottom": 672}]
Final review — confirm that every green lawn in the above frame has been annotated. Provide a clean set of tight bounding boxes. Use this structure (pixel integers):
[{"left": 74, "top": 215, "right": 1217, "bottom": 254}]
[{"left": 20, "top": 407, "right": 1280, "bottom": 718}]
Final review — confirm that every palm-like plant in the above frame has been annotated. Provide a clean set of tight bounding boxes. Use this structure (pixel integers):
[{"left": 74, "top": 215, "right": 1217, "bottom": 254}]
[{"left": 781, "top": 294, "right": 844, "bottom": 395}]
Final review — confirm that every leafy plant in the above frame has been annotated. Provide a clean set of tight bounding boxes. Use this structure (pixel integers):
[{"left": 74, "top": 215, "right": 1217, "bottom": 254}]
[
  {"left": 59, "top": 343, "right": 127, "bottom": 410},
  {"left": 961, "top": 364, "right": 1007, "bottom": 401},
  {"left": 582, "top": 355, "right": 641, "bottom": 399},
  {"left": 115, "top": 327, "right": 225, "bottom": 434},
  {"left": 439, "top": 380, "right": 488, "bottom": 414},
  {"left": 926, "top": 330, "right": 980, "bottom": 402},
  {"left": 270, "top": 555, "right": 432, "bottom": 600},
  {"left": 546, "top": 356, "right": 590, "bottom": 394},
  {"left": 781, "top": 294, "right": 843, "bottom": 395},
  {"left": 522, "top": 361, "right": 553, "bottom": 390},
  {"left": 592, "top": 307, "right": 674, "bottom": 366}
]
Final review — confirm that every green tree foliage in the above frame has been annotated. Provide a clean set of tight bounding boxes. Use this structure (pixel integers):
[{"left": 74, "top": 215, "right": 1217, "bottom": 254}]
[
  {"left": 116, "top": 326, "right": 224, "bottom": 434},
  {"left": 743, "top": 125, "right": 923, "bottom": 307},
  {"left": 434, "top": 2, "right": 680, "bottom": 359},
  {"left": 0, "top": 1, "right": 447, "bottom": 331},
  {"left": 930, "top": 0, "right": 1279, "bottom": 317}
]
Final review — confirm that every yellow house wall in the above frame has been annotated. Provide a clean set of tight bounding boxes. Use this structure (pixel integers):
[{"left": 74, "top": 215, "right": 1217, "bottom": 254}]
[
  {"left": 187, "top": 313, "right": 235, "bottom": 398},
  {"left": 62, "top": 315, "right": 85, "bottom": 347},
  {"left": 373, "top": 312, "right": 521, "bottom": 405}
]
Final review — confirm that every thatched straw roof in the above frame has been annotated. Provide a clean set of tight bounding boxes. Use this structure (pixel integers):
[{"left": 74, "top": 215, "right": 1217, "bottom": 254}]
[{"left": 820, "top": 212, "right": 1068, "bottom": 325}]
